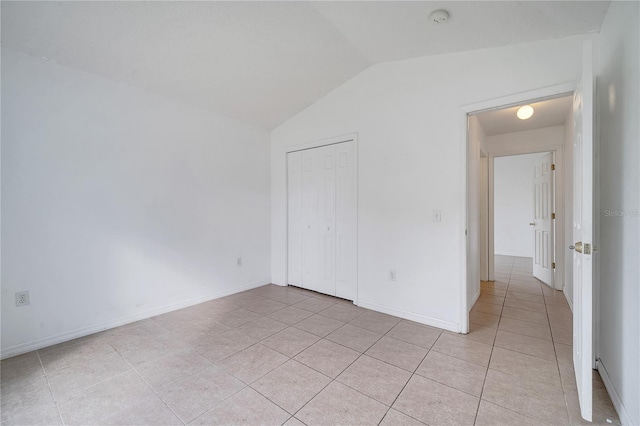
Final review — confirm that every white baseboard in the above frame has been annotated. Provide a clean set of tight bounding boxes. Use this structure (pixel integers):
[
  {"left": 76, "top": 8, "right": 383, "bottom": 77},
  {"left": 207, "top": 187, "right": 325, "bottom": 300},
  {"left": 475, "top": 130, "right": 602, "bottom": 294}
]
[
  {"left": 495, "top": 251, "right": 533, "bottom": 258},
  {"left": 563, "top": 286, "right": 574, "bottom": 312},
  {"left": 356, "top": 299, "right": 458, "bottom": 333},
  {"left": 1, "top": 279, "right": 270, "bottom": 360},
  {"left": 469, "top": 288, "right": 481, "bottom": 312},
  {"left": 597, "top": 359, "right": 633, "bottom": 425}
]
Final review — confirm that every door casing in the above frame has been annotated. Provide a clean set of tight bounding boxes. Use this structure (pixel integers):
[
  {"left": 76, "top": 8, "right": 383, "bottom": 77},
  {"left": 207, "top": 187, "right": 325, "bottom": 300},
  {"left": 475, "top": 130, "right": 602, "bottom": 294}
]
[{"left": 490, "top": 149, "right": 562, "bottom": 291}]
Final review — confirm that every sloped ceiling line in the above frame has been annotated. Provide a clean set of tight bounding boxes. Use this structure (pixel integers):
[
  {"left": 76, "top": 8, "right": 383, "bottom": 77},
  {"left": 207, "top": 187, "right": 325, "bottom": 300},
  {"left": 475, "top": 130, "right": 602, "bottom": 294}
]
[{"left": 1, "top": 1, "right": 610, "bottom": 129}]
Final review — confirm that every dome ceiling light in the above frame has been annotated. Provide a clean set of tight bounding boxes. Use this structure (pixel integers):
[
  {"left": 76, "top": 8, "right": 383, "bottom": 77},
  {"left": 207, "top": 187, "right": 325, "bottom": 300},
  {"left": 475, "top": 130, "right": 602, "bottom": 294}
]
[{"left": 517, "top": 105, "right": 534, "bottom": 120}]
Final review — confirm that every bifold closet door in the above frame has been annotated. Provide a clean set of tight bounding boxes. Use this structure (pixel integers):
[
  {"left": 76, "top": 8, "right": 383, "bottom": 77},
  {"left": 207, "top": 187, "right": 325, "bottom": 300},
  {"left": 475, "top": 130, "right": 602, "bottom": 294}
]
[
  {"left": 335, "top": 142, "right": 356, "bottom": 300},
  {"left": 287, "top": 152, "right": 303, "bottom": 287},
  {"left": 317, "top": 145, "right": 337, "bottom": 296},
  {"left": 287, "top": 141, "right": 356, "bottom": 300},
  {"left": 301, "top": 148, "right": 319, "bottom": 292}
]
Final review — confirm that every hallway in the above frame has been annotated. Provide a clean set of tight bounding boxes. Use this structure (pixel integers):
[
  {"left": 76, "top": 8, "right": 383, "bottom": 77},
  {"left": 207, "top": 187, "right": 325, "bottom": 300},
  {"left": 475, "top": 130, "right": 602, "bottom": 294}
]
[{"left": 471, "top": 255, "right": 619, "bottom": 425}]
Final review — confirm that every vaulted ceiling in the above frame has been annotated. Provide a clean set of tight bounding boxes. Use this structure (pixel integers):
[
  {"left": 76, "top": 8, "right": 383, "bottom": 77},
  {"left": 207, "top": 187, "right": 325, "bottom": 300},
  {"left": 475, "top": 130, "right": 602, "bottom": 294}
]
[{"left": 1, "top": 1, "right": 610, "bottom": 129}]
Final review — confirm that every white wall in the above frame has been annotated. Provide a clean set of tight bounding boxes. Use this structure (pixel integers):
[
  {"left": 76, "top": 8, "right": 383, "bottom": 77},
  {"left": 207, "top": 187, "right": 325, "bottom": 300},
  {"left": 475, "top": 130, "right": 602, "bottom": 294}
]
[
  {"left": 1, "top": 49, "right": 271, "bottom": 358},
  {"left": 271, "top": 35, "right": 588, "bottom": 331},
  {"left": 493, "top": 153, "right": 544, "bottom": 257},
  {"left": 595, "top": 2, "right": 640, "bottom": 424}
]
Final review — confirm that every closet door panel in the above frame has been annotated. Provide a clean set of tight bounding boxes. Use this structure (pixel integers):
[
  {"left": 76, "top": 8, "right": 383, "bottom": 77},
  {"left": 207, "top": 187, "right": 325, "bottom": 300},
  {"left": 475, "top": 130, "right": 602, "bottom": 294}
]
[
  {"left": 318, "top": 145, "right": 337, "bottom": 296},
  {"left": 301, "top": 148, "right": 320, "bottom": 292},
  {"left": 335, "top": 141, "right": 357, "bottom": 300},
  {"left": 287, "top": 152, "right": 303, "bottom": 286}
]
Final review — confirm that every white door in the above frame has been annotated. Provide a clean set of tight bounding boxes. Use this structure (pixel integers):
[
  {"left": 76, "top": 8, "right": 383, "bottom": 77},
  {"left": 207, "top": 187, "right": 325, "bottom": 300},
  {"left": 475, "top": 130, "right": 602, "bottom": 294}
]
[
  {"left": 572, "top": 40, "right": 594, "bottom": 422},
  {"left": 302, "top": 148, "right": 320, "bottom": 292},
  {"left": 335, "top": 141, "right": 357, "bottom": 300},
  {"left": 532, "top": 152, "right": 554, "bottom": 286},
  {"left": 287, "top": 152, "right": 303, "bottom": 286},
  {"left": 288, "top": 140, "right": 357, "bottom": 300},
  {"left": 318, "top": 145, "right": 337, "bottom": 296}
]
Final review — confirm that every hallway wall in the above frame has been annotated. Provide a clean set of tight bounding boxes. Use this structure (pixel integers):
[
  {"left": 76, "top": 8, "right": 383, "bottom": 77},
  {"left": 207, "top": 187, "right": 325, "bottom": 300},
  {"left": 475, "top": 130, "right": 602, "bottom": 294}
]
[{"left": 595, "top": 2, "right": 640, "bottom": 424}]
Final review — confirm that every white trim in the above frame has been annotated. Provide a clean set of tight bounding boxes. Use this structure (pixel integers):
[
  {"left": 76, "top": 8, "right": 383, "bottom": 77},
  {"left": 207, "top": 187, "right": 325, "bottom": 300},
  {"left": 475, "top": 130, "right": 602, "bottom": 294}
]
[
  {"left": 460, "top": 82, "right": 576, "bottom": 115},
  {"left": 283, "top": 132, "right": 357, "bottom": 154},
  {"left": 563, "top": 286, "right": 574, "bottom": 312},
  {"left": 357, "top": 299, "right": 459, "bottom": 333},
  {"left": 460, "top": 109, "right": 470, "bottom": 334},
  {"left": 597, "top": 359, "right": 632, "bottom": 426},
  {"left": 0, "top": 279, "right": 270, "bottom": 360},
  {"left": 469, "top": 288, "right": 481, "bottom": 312},
  {"left": 461, "top": 83, "right": 577, "bottom": 339},
  {"left": 494, "top": 251, "right": 534, "bottom": 258}
]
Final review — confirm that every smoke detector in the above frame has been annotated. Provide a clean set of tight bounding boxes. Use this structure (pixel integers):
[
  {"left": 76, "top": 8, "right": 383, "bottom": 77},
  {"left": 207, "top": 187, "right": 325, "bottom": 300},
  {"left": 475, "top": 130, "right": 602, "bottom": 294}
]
[{"left": 429, "top": 9, "right": 449, "bottom": 24}]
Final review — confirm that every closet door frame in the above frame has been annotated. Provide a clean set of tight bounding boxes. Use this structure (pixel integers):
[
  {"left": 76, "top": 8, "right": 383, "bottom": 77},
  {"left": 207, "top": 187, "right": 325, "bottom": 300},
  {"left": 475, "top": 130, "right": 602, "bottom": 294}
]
[{"left": 285, "top": 133, "right": 358, "bottom": 303}]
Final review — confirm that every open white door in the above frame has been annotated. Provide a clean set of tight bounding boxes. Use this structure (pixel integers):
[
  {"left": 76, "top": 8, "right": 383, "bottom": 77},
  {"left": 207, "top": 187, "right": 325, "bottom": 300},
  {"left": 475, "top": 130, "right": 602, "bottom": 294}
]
[
  {"left": 572, "top": 40, "right": 594, "bottom": 422},
  {"left": 532, "top": 152, "right": 554, "bottom": 286}
]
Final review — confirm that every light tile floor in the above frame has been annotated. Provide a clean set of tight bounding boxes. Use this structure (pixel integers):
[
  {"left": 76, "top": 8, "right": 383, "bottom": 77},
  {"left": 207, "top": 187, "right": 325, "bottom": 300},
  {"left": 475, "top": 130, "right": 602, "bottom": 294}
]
[{"left": 0, "top": 255, "right": 620, "bottom": 425}]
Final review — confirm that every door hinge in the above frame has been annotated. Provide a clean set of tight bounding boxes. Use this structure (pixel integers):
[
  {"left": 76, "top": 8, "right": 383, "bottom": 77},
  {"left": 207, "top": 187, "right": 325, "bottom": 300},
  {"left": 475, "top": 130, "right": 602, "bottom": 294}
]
[
  {"left": 552, "top": 262, "right": 556, "bottom": 269},
  {"left": 551, "top": 164, "right": 556, "bottom": 171},
  {"left": 584, "top": 243, "right": 591, "bottom": 255},
  {"left": 552, "top": 212, "right": 556, "bottom": 220}
]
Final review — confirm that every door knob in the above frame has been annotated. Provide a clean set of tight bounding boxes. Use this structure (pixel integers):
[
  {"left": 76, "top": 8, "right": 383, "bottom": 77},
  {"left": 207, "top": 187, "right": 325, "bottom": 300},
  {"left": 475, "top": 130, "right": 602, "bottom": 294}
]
[
  {"left": 529, "top": 222, "right": 535, "bottom": 226},
  {"left": 569, "top": 242, "right": 583, "bottom": 253}
]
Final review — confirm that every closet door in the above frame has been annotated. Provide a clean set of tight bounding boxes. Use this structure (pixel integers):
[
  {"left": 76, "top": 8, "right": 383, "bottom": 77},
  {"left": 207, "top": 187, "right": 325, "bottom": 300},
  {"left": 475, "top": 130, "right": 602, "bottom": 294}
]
[
  {"left": 288, "top": 140, "right": 356, "bottom": 300},
  {"left": 301, "top": 148, "right": 320, "bottom": 292},
  {"left": 335, "top": 141, "right": 357, "bottom": 300},
  {"left": 287, "top": 151, "right": 303, "bottom": 286},
  {"left": 318, "top": 145, "right": 337, "bottom": 296}
]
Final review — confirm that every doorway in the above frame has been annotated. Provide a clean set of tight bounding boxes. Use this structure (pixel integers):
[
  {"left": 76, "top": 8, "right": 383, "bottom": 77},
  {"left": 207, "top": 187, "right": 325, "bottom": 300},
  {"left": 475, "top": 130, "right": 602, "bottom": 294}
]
[
  {"left": 492, "top": 151, "right": 556, "bottom": 287},
  {"left": 463, "top": 86, "right": 575, "bottom": 332}
]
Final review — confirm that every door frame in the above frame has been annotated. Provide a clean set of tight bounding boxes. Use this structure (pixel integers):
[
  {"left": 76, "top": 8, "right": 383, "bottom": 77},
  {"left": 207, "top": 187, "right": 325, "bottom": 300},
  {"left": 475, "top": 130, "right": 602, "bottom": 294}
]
[
  {"left": 460, "top": 82, "right": 575, "bottom": 333},
  {"left": 490, "top": 149, "right": 561, "bottom": 288},
  {"left": 284, "top": 132, "right": 359, "bottom": 303}
]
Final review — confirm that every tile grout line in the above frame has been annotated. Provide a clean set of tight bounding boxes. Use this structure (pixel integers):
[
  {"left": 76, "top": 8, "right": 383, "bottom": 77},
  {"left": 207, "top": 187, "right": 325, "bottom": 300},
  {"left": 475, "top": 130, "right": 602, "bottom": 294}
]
[
  {"left": 477, "top": 257, "right": 564, "bottom": 425},
  {"left": 472, "top": 273, "right": 504, "bottom": 425},
  {"left": 110, "top": 346, "right": 186, "bottom": 425},
  {"left": 36, "top": 350, "right": 66, "bottom": 426},
  {"left": 541, "top": 272, "right": 575, "bottom": 421},
  {"left": 375, "top": 332, "right": 444, "bottom": 426},
  {"left": 496, "top": 258, "right": 555, "bottom": 421},
  {"left": 292, "top": 320, "right": 432, "bottom": 425},
  {"left": 186, "top": 297, "right": 369, "bottom": 423}
]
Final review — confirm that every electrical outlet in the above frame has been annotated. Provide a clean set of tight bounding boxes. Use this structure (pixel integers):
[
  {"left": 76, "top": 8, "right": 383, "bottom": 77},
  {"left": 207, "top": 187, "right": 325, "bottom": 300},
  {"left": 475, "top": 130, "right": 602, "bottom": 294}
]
[
  {"left": 237, "top": 257, "right": 242, "bottom": 267},
  {"left": 389, "top": 269, "right": 397, "bottom": 281},
  {"left": 15, "top": 291, "right": 30, "bottom": 307},
  {"left": 433, "top": 210, "right": 442, "bottom": 222}
]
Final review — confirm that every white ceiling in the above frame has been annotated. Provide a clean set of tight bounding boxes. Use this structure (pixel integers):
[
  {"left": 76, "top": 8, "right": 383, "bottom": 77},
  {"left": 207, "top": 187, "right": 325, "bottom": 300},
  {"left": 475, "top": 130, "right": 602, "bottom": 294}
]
[
  {"left": 475, "top": 95, "right": 574, "bottom": 136},
  {"left": 1, "top": 1, "right": 610, "bottom": 129}
]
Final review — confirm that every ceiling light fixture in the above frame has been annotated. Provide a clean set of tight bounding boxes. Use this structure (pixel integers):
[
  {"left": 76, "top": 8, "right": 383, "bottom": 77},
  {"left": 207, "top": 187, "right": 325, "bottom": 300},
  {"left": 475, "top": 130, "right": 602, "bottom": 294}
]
[
  {"left": 517, "top": 105, "right": 534, "bottom": 120},
  {"left": 429, "top": 10, "right": 449, "bottom": 24}
]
